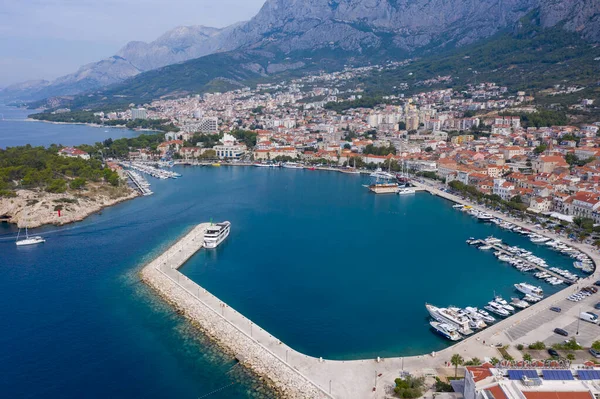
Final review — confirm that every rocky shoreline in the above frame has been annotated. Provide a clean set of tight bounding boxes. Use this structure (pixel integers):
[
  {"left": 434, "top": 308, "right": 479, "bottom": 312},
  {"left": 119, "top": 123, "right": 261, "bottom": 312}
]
[{"left": 0, "top": 185, "right": 138, "bottom": 228}]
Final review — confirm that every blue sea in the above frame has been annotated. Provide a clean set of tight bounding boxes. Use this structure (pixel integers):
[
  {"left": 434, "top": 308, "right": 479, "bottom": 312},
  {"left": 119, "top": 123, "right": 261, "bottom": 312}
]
[
  {"left": 0, "top": 120, "right": 583, "bottom": 397},
  {"left": 0, "top": 105, "right": 141, "bottom": 148}
]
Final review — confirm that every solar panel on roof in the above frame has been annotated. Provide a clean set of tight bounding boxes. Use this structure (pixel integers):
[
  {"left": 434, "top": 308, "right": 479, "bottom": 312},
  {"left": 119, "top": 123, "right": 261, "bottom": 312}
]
[
  {"left": 542, "top": 369, "right": 574, "bottom": 380},
  {"left": 579, "top": 370, "right": 600, "bottom": 380},
  {"left": 508, "top": 370, "right": 538, "bottom": 380}
]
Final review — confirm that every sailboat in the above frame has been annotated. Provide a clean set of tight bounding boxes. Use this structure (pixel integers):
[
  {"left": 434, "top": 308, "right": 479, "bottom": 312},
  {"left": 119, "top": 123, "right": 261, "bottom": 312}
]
[
  {"left": 397, "top": 159, "right": 416, "bottom": 195},
  {"left": 16, "top": 215, "right": 45, "bottom": 246},
  {"left": 341, "top": 157, "right": 360, "bottom": 174}
]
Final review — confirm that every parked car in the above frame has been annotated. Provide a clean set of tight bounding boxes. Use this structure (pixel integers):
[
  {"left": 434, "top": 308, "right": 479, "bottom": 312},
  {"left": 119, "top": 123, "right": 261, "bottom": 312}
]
[
  {"left": 548, "top": 348, "right": 560, "bottom": 357},
  {"left": 580, "top": 312, "right": 599, "bottom": 324},
  {"left": 554, "top": 328, "right": 569, "bottom": 337},
  {"left": 594, "top": 280, "right": 600, "bottom": 287},
  {"left": 550, "top": 307, "right": 562, "bottom": 313},
  {"left": 590, "top": 348, "right": 600, "bottom": 359},
  {"left": 594, "top": 302, "right": 600, "bottom": 310}
]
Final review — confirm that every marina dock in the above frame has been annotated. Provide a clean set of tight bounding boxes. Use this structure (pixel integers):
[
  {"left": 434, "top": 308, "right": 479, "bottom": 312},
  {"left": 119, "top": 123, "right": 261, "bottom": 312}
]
[
  {"left": 126, "top": 170, "right": 153, "bottom": 196},
  {"left": 469, "top": 239, "right": 578, "bottom": 284}
]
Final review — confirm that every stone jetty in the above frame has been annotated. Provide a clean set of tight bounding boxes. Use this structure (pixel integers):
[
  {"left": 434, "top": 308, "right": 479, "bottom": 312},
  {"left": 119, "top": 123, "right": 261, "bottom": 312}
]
[{"left": 140, "top": 223, "right": 331, "bottom": 399}]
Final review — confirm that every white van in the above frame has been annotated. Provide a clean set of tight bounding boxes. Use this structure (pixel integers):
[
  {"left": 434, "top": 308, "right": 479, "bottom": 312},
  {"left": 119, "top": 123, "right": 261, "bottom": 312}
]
[{"left": 580, "top": 312, "right": 599, "bottom": 324}]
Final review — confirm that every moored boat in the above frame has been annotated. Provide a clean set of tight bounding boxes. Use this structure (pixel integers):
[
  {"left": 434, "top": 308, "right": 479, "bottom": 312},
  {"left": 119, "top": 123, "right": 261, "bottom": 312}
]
[
  {"left": 204, "top": 221, "right": 231, "bottom": 249},
  {"left": 514, "top": 282, "right": 544, "bottom": 299},
  {"left": 430, "top": 321, "right": 462, "bottom": 341}
]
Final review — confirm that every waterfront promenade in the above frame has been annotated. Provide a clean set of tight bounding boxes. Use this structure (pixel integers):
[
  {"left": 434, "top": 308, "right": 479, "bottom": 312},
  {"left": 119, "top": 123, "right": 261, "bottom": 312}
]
[{"left": 141, "top": 192, "right": 600, "bottom": 398}]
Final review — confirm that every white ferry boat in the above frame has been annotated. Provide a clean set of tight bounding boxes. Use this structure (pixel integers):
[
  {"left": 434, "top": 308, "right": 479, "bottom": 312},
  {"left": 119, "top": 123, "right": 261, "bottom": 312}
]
[
  {"left": 204, "top": 222, "right": 231, "bottom": 249},
  {"left": 430, "top": 321, "right": 462, "bottom": 341},
  {"left": 514, "top": 282, "right": 543, "bottom": 299}
]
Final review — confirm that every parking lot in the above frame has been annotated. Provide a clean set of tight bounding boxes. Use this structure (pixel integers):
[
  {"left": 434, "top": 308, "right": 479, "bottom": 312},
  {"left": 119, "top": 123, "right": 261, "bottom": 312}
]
[{"left": 505, "top": 285, "right": 600, "bottom": 348}]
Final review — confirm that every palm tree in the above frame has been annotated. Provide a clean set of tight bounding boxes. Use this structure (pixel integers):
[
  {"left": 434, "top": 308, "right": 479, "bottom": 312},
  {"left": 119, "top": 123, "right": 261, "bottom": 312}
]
[{"left": 450, "top": 354, "right": 464, "bottom": 378}]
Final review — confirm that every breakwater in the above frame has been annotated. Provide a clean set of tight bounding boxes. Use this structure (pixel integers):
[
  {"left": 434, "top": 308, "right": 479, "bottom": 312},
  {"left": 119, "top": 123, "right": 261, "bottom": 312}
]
[
  {"left": 140, "top": 223, "right": 332, "bottom": 399},
  {"left": 138, "top": 171, "right": 600, "bottom": 399}
]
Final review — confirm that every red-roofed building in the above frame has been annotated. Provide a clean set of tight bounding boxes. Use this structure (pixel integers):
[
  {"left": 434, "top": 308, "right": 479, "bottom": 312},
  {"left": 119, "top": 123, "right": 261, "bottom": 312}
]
[
  {"left": 59, "top": 147, "right": 90, "bottom": 160},
  {"left": 532, "top": 155, "right": 569, "bottom": 173}
]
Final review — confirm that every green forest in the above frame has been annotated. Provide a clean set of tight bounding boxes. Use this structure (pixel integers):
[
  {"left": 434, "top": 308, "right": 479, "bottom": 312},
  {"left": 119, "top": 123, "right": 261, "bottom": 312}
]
[{"left": 0, "top": 145, "right": 121, "bottom": 197}]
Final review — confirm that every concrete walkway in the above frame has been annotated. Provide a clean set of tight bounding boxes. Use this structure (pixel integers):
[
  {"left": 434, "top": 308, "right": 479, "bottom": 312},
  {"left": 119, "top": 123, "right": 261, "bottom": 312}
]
[{"left": 141, "top": 186, "right": 600, "bottom": 398}]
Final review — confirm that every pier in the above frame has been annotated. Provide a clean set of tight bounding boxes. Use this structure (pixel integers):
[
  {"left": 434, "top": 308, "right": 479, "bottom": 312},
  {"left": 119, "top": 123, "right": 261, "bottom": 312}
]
[
  {"left": 126, "top": 171, "right": 153, "bottom": 196},
  {"left": 469, "top": 239, "right": 577, "bottom": 284},
  {"left": 141, "top": 223, "right": 332, "bottom": 399}
]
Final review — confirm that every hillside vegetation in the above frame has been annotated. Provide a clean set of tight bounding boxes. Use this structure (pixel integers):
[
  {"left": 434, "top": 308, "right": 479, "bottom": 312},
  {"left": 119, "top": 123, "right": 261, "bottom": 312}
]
[{"left": 0, "top": 146, "right": 120, "bottom": 197}]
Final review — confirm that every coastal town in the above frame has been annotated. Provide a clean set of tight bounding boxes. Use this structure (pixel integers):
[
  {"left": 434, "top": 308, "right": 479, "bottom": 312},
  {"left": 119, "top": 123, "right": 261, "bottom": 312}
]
[
  {"left": 58, "top": 63, "right": 600, "bottom": 231},
  {"left": 7, "top": 66, "right": 600, "bottom": 399}
]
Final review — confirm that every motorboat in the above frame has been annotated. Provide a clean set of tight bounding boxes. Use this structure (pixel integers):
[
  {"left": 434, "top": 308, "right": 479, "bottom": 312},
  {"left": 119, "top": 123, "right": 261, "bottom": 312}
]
[
  {"left": 397, "top": 187, "right": 416, "bottom": 195},
  {"left": 510, "top": 298, "right": 530, "bottom": 309},
  {"left": 485, "top": 302, "right": 510, "bottom": 317},
  {"left": 494, "top": 296, "right": 515, "bottom": 312},
  {"left": 472, "top": 308, "right": 496, "bottom": 323},
  {"left": 430, "top": 321, "right": 462, "bottom": 341},
  {"left": 523, "top": 294, "right": 541, "bottom": 303},
  {"left": 425, "top": 304, "right": 474, "bottom": 335},
  {"left": 514, "top": 283, "right": 544, "bottom": 299},
  {"left": 484, "top": 236, "right": 502, "bottom": 245}
]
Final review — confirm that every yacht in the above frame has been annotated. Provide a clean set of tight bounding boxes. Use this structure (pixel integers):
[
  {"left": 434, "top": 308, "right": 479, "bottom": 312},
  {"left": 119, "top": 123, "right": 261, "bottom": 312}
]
[
  {"left": 369, "top": 169, "right": 395, "bottom": 180},
  {"left": 204, "top": 222, "right": 231, "bottom": 249},
  {"left": 479, "top": 245, "right": 493, "bottom": 250},
  {"left": 485, "top": 302, "right": 510, "bottom": 317},
  {"left": 477, "top": 213, "right": 494, "bottom": 221},
  {"left": 510, "top": 298, "right": 530, "bottom": 309},
  {"left": 484, "top": 236, "right": 502, "bottom": 245},
  {"left": 473, "top": 308, "right": 496, "bottom": 323},
  {"left": 453, "top": 307, "right": 487, "bottom": 329},
  {"left": 397, "top": 187, "right": 416, "bottom": 195},
  {"left": 425, "top": 304, "right": 474, "bottom": 335},
  {"left": 494, "top": 296, "right": 515, "bottom": 312},
  {"left": 514, "top": 283, "right": 543, "bottom": 299},
  {"left": 282, "top": 162, "right": 304, "bottom": 169},
  {"left": 522, "top": 294, "right": 541, "bottom": 303},
  {"left": 530, "top": 235, "right": 551, "bottom": 243},
  {"left": 430, "top": 321, "right": 462, "bottom": 341}
]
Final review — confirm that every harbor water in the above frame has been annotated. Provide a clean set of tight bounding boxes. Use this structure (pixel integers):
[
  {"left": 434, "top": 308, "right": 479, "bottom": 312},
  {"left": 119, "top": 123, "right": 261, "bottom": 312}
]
[{"left": 0, "top": 164, "right": 582, "bottom": 396}]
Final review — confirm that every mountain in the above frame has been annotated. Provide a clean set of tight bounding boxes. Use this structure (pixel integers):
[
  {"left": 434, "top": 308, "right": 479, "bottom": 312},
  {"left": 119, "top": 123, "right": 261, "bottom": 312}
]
[
  {"left": 7, "top": 0, "right": 600, "bottom": 105},
  {"left": 0, "top": 24, "right": 239, "bottom": 102},
  {"left": 114, "top": 24, "right": 242, "bottom": 71}
]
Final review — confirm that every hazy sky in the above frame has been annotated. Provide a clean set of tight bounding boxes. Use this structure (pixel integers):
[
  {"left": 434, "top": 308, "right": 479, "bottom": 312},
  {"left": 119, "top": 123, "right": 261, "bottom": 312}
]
[{"left": 0, "top": 0, "right": 266, "bottom": 87}]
